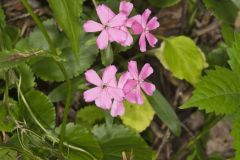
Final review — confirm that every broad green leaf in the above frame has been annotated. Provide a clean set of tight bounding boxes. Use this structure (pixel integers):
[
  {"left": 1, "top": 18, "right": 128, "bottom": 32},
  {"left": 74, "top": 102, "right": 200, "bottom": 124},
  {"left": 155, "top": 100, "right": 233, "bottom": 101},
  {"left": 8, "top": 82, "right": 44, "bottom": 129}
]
[
  {"left": 221, "top": 25, "right": 235, "bottom": 46},
  {"left": 203, "top": 0, "right": 238, "bottom": 24},
  {"left": 148, "top": 0, "right": 181, "bottom": 8},
  {"left": 56, "top": 123, "right": 103, "bottom": 160},
  {"left": 231, "top": 113, "right": 240, "bottom": 160},
  {"left": 156, "top": 36, "right": 208, "bottom": 85},
  {"left": 181, "top": 67, "right": 240, "bottom": 115},
  {"left": 48, "top": 76, "right": 85, "bottom": 102},
  {"left": 92, "top": 124, "right": 152, "bottom": 160},
  {"left": 25, "top": 21, "right": 98, "bottom": 81},
  {"left": 20, "top": 90, "right": 56, "bottom": 130},
  {"left": 206, "top": 44, "right": 228, "bottom": 68},
  {"left": 48, "top": 0, "right": 82, "bottom": 55},
  {"left": 120, "top": 96, "right": 154, "bottom": 132},
  {"left": 17, "top": 64, "right": 35, "bottom": 93},
  {"left": 5, "top": 25, "right": 20, "bottom": 45},
  {"left": 76, "top": 106, "right": 105, "bottom": 128},
  {"left": 0, "top": 100, "right": 18, "bottom": 132},
  {"left": 16, "top": 19, "right": 69, "bottom": 51},
  {"left": 0, "top": 49, "right": 45, "bottom": 70},
  {"left": 147, "top": 90, "right": 181, "bottom": 136}
]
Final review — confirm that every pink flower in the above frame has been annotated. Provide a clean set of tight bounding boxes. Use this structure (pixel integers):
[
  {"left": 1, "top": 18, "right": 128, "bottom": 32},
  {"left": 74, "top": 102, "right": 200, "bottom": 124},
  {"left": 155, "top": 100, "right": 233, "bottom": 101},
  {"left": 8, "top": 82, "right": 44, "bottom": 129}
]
[
  {"left": 83, "top": 65, "right": 124, "bottom": 109},
  {"left": 123, "top": 61, "right": 156, "bottom": 104},
  {"left": 129, "top": 9, "right": 160, "bottom": 52},
  {"left": 111, "top": 72, "right": 131, "bottom": 117},
  {"left": 83, "top": 4, "right": 127, "bottom": 49},
  {"left": 118, "top": 1, "right": 134, "bottom": 46}
]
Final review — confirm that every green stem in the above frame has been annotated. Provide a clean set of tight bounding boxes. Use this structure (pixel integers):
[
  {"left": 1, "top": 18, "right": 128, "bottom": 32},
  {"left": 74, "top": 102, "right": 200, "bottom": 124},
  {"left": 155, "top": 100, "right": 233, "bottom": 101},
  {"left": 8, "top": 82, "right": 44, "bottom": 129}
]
[{"left": 21, "top": 0, "right": 72, "bottom": 153}]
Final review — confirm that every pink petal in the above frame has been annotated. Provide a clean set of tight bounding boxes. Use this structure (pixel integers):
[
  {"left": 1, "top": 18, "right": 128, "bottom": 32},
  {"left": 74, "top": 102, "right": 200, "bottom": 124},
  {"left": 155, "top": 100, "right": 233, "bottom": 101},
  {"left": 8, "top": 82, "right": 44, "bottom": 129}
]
[
  {"left": 118, "top": 72, "right": 131, "bottom": 89},
  {"left": 111, "top": 100, "right": 125, "bottom": 117},
  {"left": 83, "top": 87, "right": 102, "bottom": 102},
  {"left": 83, "top": 20, "right": 104, "bottom": 32},
  {"left": 123, "top": 79, "right": 138, "bottom": 94},
  {"left": 131, "top": 21, "right": 143, "bottom": 35},
  {"left": 119, "top": 1, "right": 133, "bottom": 16},
  {"left": 141, "top": 82, "right": 155, "bottom": 96},
  {"left": 126, "top": 15, "right": 141, "bottom": 27},
  {"left": 102, "top": 65, "right": 117, "bottom": 84},
  {"left": 146, "top": 17, "right": 160, "bottom": 30},
  {"left": 135, "top": 85, "right": 144, "bottom": 104},
  {"left": 96, "top": 4, "right": 115, "bottom": 24},
  {"left": 95, "top": 89, "right": 112, "bottom": 109},
  {"left": 124, "top": 85, "right": 143, "bottom": 104},
  {"left": 142, "top": 9, "right": 151, "bottom": 26},
  {"left": 139, "top": 63, "right": 154, "bottom": 80},
  {"left": 109, "top": 13, "right": 127, "bottom": 27},
  {"left": 108, "top": 27, "right": 127, "bottom": 43},
  {"left": 139, "top": 33, "right": 147, "bottom": 52},
  {"left": 146, "top": 32, "right": 158, "bottom": 47},
  {"left": 96, "top": 30, "right": 109, "bottom": 50},
  {"left": 119, "top": 27, "right": 133, "bottom": 46},
  {"left": 107, "top": 87, "right": 124, "bottom": 101},
  {"left": 85, "top": 69, "right": 102, "bottom": 86},
  {"left": 128, "top": 61, "right": 139, "bottom": 80}
]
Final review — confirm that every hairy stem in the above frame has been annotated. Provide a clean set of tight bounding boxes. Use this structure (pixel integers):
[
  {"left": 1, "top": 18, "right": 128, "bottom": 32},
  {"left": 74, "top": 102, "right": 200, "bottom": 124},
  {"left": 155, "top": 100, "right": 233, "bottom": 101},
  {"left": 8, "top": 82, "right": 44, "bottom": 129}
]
[{"left": 21, "top": 0, "right": 72, "bottom": 154}]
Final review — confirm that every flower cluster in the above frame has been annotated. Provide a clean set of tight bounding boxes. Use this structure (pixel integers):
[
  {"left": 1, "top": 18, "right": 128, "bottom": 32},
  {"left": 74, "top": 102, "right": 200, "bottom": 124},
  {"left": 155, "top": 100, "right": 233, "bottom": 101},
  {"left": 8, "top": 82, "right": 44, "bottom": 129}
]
[
  {"left": 83, "top": 1, "right": 160, "bottom": 52},
  {"left": 83, "top": 61, "right": 156, "bottom": 117}
]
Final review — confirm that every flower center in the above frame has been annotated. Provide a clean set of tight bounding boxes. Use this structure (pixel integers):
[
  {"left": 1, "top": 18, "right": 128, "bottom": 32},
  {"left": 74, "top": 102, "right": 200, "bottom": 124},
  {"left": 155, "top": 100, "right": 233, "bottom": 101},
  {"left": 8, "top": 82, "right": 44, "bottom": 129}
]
[{"left": 101, "top": 83, "right": 107, "bottom": 89}]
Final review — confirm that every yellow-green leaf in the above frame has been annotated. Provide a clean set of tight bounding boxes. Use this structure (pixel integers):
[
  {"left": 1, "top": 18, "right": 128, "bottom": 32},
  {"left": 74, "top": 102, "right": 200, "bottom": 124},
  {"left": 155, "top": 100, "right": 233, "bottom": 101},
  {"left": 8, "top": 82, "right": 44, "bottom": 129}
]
[
  {"left": 156, "top": 36, "right": 208, "bottom": 85},
  {"left": 121, "top": 95, "right": 154, "bottom": 132}
]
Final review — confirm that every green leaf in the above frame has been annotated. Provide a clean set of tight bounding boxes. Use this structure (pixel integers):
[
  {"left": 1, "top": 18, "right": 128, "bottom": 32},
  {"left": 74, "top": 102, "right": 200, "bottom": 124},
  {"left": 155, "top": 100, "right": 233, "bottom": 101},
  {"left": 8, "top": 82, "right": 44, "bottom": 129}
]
[
  {"left": 48, "top": 0, "right": 82, "bottom": 55},
  {"left": 0, "top": 49, "right": 46, "bottom": 70},
  {"left": 181, "top": 67, "right": 240, "bottom": 115},
  {"left": 92, "top": 124, "right": 152, "bottom": 160},
  {"left": 147, "top": 90, "right": 181, "bottom": 136},
  {"left": 76, "top": 106, "right": 105, "bottom": 128},
  {"left": 0, "top": 148, "right": 17, "bottom": 160},
  {"left": 203, "top": 0, "right": 238, "bottom": 24},
  {"left": 0, "top": 6, "right": 6, "bottom": 28},
  {"left": 227, "top": 36, "right": 240, "bottom": 74},
  {"left": 0, "top": 100, "right": 18, "bottom": 132},
  {"left": 120, "top": 95, "right": 154, "bottom": 132},
  {"left": 17, "top": 64, "right": 35, "bottom": 93},
  {"left": 231, "top": 113, "right": 240, "bottom": 160},
  {"left": 20, "top": 90, "right": 56, "bottom": 130},
  {"left": 28, "top": 30, "right": 98, "bottom": 81},
  {"left": 56, "top": 123, "right": 103, "bottom": 160},
  {"left": 148, "top": 0, "right": 181, "bottom": 8},
  {"left": 48, "top": 76, "right": 85, "bottom": 102},
  {"left": 156, "top": 36, "right": 208, "bottom": 85}
]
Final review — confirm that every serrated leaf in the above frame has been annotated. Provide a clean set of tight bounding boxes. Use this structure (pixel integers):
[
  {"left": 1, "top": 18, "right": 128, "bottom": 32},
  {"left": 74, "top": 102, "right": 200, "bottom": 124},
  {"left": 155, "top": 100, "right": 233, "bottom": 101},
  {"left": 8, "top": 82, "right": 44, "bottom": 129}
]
[
  {"left": 26, "top": 24, "right": 98, "bottom": 81},
  {"left": 148, "top": 0, "right": 181, "bottom": 8},
  {"left": 0, "top": 148, "right": 17, "bottom": 160},
  {"left": 17, "top": 64, "right": 35, "bottom": 93},
  {"left": 92, "top": 124, "right": 152, "bottom": 160},
  {"left": 147, "top": 90, "right": 181, "bottom": 136},
  {"left": 156, "top": 36, "right": 208, "bottom": 85},
  {"left": 56, "top": 123, "right": 103, "bottom": 160},
  {"left": 181, "top": 67, "right": 240, "bottom": 115},
  {"left": 203, "top": 0, "right": 238, "bottom": 24},
  {"left": 120, "top": 95, "right": 154, "bottom": 132},
  {"left": 20, "top": 90, "right": 56, "bottom": 130},
  {"left": 231, "top": 113, "right": 240, "bottom": 160},
  {"left": 48, "top": 0, "right": 82, "bottom": 56},
  {"left": 76, "top": 106, "right": 105, "bottom": 128},
  {"left": 227, "top": 36, "right": 240, "bottom": 74},
  {"left": 0, "top": 49, "right": 46, "bottom": 70}
]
